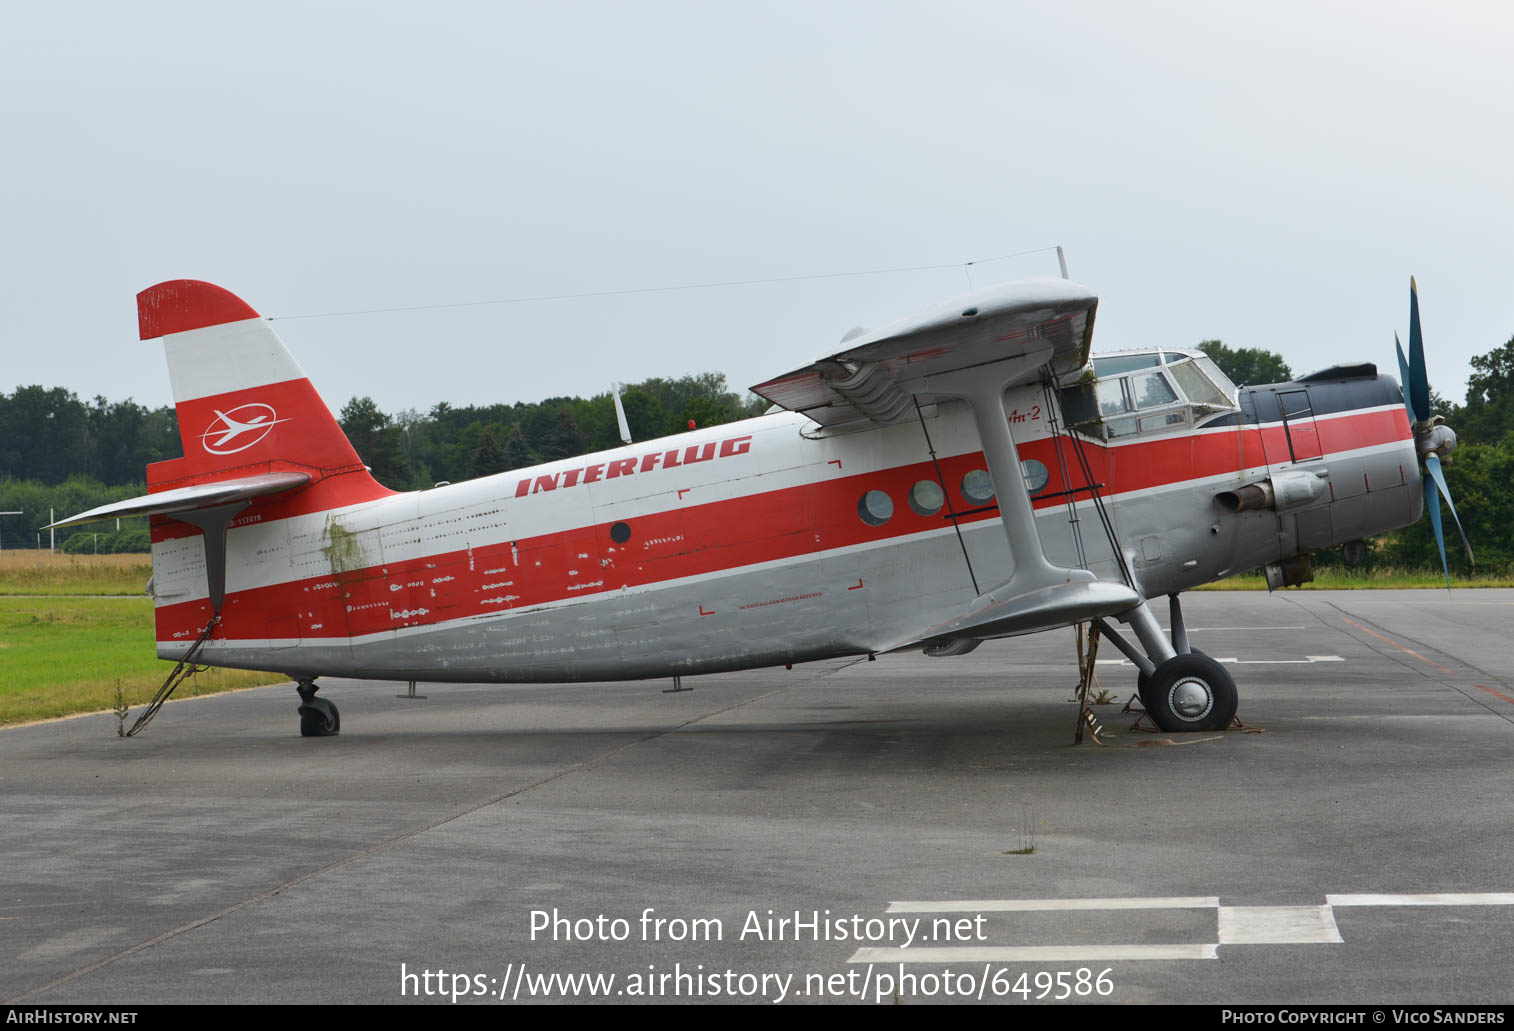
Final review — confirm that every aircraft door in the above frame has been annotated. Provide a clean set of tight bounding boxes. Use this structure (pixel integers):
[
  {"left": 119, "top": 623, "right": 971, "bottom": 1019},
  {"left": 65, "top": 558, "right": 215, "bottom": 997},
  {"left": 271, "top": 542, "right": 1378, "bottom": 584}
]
[
  {"left": 1254, "top": 387, "right": 1335, "bottom": 553},
  {"left": 1277, "top": 389, "right": 1323, "bottom": 463}
]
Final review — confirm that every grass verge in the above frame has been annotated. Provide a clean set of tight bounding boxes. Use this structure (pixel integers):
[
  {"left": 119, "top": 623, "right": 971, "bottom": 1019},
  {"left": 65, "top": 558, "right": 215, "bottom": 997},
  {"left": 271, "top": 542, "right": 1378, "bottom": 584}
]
[
  {"left": 0, "top": 552, "right": 154, "bottom": 596},
  {"left": 1194, "top": 567, "right": 1514, "bottom": 590},
  {"left": 0, "top": 597, "right": 287, "bottom": 726}
]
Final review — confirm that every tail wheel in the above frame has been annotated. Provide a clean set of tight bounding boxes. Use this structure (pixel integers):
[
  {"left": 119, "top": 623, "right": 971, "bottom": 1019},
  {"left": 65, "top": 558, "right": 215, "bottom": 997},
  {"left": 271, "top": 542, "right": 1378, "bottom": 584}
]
[
  {"left": 1145, "top": 653, "right": 1237, "bottom": 732},
  {"left": 299, "top": 697, "right": 340, "bottom": 737}
]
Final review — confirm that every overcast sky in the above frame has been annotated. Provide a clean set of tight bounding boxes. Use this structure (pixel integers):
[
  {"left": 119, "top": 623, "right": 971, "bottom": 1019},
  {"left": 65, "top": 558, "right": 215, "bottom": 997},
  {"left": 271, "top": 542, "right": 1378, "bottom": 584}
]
[{"left": 3, "top": 0, "right": 1510, "bottom": 418}]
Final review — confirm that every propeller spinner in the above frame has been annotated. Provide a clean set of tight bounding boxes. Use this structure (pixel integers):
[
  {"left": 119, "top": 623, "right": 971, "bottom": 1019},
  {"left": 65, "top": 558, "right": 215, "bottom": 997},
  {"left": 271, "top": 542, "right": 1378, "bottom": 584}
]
[{"left": 1394, "top": 277, "right": 1474, "bottom": 586}]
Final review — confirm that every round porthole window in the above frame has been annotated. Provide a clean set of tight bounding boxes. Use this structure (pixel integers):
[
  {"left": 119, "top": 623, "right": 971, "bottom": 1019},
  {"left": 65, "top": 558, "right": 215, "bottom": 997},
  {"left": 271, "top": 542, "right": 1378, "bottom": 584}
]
[
  {"left": 961, "top": 469, "right": 995, "bottom": 505},
  {"left": 1020, "top": 459, "right": 1049, "bottom": 495},
  {"left": 858, "top": 490, "right": 894, "bottom": 527},
  {"left": 609, "top": 521, "right": 632, "bottom": 543},
  {"left": 909, "top": 480, "right": 944, "bottom": 516}
]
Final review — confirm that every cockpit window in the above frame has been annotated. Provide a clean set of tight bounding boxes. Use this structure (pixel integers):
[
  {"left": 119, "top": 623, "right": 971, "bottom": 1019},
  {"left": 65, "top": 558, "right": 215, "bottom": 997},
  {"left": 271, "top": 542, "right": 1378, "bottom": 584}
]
[
  {"left": 1168, "top": 359, "right": 1231, "bottom": 408},
  {"left": 1092, "top": 353, "right": 1161, "bottom": 377},
  {"left": 1130, "top": 370, "right": 1178, "bottom": 409},
  {"left": 1068, "top": 348, "right": 1240, "bottom": 442},
  {"left": 1194, "top": 356, "right": 1239, "bottom": 401},
  {"left": 1095, "top": 378, "right": 1128, "bottom": 416}
]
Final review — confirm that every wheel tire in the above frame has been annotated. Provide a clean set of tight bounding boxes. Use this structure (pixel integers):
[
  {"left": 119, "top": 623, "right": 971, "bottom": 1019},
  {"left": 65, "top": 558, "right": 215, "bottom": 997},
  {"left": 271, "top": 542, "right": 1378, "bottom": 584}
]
[
  {"left": 1144, "top": 653, "right": 1237, "bottom": 732},
  {"left": 1137, "top": 648, "right": 1211, "bottom": 709},
  {"left": 298, "top": 697, "right": 340, "bottom": 737}
]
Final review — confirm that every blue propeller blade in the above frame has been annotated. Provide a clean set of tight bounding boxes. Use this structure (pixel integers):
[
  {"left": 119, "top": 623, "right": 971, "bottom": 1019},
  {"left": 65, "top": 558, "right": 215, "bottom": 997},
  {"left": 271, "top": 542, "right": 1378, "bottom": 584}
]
[
  {"left": 1408, "top": 276, "right": 1430, "bottom": 422},
  {"left": 1396, "top": 278, "right": 1472, "bottom": 588},
  {"left": 1424, "top": 452, "right": 1475, "bottom": 565},
  {"left": 1423, "top": 467, "right": 1450, "bottom": 589},
  {"left": 1394, "top": 332, "right": 1415, "bottom": 420}
]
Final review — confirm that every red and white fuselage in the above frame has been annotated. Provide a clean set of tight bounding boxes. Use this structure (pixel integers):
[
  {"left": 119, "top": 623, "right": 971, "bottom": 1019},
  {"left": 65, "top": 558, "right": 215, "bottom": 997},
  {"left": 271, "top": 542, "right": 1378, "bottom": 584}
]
[{"left": 120, "top": 281, "right": 1419, "bottom": 684}]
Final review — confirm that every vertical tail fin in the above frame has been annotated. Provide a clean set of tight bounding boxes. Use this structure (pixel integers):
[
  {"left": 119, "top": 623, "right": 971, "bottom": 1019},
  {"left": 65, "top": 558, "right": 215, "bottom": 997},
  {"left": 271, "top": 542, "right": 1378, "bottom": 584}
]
[{"left": 139, "top": 280, "right": 390, "bottom": 505}]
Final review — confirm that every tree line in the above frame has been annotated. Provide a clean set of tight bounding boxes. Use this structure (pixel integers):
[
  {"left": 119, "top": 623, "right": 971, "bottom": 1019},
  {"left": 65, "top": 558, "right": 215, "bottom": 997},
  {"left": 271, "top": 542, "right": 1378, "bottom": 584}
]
[
  {"left": 3, "top": 340, "right": 1511, "bottom": 572},
  {"left": 0, "top": 373, "right": 766, "bottom": 551},
  {"left": 339, "top": 372, "right": 768, "bottom": 492}
]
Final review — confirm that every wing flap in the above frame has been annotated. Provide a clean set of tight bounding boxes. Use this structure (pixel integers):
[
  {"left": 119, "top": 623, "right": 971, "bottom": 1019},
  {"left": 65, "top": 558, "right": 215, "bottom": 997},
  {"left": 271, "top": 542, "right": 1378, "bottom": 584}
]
[{"left": 45, "top": 471, "right": 312, "bottom": 529}]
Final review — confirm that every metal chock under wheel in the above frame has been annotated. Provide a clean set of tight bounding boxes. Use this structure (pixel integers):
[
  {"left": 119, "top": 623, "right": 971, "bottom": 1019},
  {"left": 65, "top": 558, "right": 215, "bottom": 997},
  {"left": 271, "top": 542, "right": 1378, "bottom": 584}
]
[{"left": 126, "top": 615, "right": 219, "bottom": 737}]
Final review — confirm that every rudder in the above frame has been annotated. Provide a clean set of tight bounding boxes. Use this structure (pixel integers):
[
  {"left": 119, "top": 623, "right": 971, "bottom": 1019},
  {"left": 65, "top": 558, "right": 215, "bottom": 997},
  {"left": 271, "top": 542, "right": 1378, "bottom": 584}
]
[{"left": 139, "top": 279, "right": 388, "bottom": 502}]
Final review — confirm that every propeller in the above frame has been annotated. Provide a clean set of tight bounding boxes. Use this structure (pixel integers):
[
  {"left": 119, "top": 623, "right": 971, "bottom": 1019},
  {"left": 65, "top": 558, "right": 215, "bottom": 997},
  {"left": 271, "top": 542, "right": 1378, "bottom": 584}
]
[{"left": 1394, "top": 276, "right": 1474, "bottom": 587}]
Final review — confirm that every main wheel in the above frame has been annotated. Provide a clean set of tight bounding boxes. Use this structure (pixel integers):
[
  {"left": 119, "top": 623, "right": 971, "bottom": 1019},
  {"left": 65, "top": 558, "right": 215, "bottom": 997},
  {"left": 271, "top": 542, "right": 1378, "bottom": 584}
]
[
  {"left": 1138, "top": 648, "right": 1212, "bottom": 709},
  {"left": 1144, "top": 653, "right": 1237, "bottom": 732},
  {"left": 299, "top": 697, "right": 341, "bottom": 737}
]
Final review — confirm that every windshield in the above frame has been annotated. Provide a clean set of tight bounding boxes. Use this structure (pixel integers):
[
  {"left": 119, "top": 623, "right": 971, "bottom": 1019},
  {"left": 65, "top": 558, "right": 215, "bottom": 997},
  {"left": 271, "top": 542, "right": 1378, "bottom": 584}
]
[
  {"left": 1193, "top": 356, "right": 1239, "bottom": 402},
  {"left": 1168, "top": 359, "right": 1231, "bottom": 407}
]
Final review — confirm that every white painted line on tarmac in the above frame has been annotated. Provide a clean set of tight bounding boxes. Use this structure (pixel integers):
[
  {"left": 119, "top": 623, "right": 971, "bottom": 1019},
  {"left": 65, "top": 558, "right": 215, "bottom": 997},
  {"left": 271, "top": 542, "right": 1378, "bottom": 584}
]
[
  {"left": 886, "top": 897, "right": 1219, "bottom": 913},
  {"left": 848, "top": 944, "right": 1218, "bottom": 964},
  {"left": 1095, "top": 656, "right": 1342, "bottom": 666},
  {"left": 1170, "top": 627, "right": 1310, "bottom": 632},
  {"left": 1326, "top": 893, "right": 1514, "bottom": 907},
  {"left": 862, "top": 893, "right": 1514, "bottom": 964},
  {"left": 1229, "top": 656, "right": 1344, "bottom": 664},
  {"left": 1217, "top": 906, "right": 1343, "bottom": 945}
]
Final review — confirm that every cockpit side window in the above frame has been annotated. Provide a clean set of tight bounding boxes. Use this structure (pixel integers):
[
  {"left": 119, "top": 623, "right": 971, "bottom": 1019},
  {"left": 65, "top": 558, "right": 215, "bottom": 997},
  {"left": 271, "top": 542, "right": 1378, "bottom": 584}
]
[
  {"left": 1095, "top": 378, "right": 1128, "bottom": 416},
  {"left": 1130, "top": 370, "right": 1178, "bottom": 409}
]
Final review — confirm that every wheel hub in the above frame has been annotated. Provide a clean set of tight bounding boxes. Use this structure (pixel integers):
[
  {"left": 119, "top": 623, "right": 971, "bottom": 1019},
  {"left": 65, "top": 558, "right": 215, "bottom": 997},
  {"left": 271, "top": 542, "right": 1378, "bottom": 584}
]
[{"left": 1169, "top": 677, "right": 1214, "bottom": 721}]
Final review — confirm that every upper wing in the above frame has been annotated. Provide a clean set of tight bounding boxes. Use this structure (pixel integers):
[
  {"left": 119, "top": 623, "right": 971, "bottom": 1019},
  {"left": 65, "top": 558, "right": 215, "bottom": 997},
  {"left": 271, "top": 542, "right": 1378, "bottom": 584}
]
[{"left": 751, "top": 278, "right": 1098, "bottom": 427}]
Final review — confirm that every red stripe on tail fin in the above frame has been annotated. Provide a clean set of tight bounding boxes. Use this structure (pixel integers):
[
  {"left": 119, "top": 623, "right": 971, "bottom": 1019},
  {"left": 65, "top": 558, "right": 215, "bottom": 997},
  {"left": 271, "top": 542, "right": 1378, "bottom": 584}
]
[
  {"left": 138, "top": 280, "right": 260, "bottom": 340},
  {"left": 140, "top": 280, "right": 393, "bottom": 512}
]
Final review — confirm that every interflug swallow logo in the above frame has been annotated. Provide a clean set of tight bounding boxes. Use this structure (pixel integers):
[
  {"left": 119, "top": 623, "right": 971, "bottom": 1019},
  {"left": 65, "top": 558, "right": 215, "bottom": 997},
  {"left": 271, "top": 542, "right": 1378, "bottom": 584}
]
[{"left": 200, "top": 403, "right": 290, "bottom": 455}]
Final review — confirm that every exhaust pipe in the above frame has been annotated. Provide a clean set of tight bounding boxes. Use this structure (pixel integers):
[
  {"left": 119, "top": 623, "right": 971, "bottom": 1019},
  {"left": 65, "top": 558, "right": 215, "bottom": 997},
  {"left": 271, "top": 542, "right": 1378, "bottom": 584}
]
[{"left": 1215, "top": 469, "right": 1329, "bottom": 513}]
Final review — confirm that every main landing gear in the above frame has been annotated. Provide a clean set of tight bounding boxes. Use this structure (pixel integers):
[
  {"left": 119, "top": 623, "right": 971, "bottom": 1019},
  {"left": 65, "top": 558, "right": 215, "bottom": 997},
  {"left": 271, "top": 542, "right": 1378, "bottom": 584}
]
[
  {"left": 1141, "top": 652, "right": 1237, "bottom": 732},
  {"left": 1097, "top": 594, "right": 1238, "bottom": 733},
  {"left": 296, "top": 678, "right": 340, "bottom": 737}
]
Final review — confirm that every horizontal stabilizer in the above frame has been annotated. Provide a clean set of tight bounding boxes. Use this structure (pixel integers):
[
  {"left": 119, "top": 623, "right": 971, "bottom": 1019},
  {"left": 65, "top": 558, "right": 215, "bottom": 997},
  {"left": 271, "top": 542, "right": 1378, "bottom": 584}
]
[{"left": 45, "top": 471, "right": 311, "bottom": 529}]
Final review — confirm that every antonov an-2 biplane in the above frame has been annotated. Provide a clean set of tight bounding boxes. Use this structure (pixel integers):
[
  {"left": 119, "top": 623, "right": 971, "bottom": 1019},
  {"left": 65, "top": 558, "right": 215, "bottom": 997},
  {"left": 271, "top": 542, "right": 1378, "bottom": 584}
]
[{"left": 52, "top": 276, "right": 1467, "bottom": 736}]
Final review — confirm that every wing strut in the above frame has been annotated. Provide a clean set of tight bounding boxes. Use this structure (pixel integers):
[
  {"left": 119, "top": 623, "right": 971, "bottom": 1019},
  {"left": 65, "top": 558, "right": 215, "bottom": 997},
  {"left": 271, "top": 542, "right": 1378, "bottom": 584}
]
[
  {"left": 1039, "top": 376, "right": 1089, "bottom": 570},
  {"left": 912, "top": 395, "right": 979, "bottom": 595},
  {"left": 890, "top": 355, "right": 1173, "bottom": 657},
  {"left": 926, "top": 354, "right": 1091, "bottom": 591}
]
